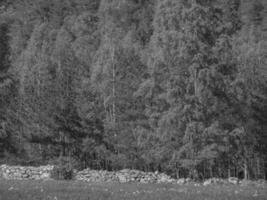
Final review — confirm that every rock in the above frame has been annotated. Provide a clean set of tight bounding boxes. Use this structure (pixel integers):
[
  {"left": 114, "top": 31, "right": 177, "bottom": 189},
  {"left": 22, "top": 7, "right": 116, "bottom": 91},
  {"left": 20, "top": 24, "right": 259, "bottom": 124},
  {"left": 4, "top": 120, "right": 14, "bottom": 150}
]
[
  {"left": 185, "top": 178, "right": 192, "bottom": 183},
  {"left": 140, "top": 178, "right": 147, "bottom": 183},
  {"left": 252, "top": 191, "right": 259, "bottom": 197},
  {"left": 40, "top": 173, "right": 50, "bottom": 179},
  {"left": 256, "top": 179, "right": 267, "bottom": 186},
  {"left": 118, "top": 175, "right": 127, "bottom": 183},
  {"left": 203, "top": 179, "right": 212, "bottom": 186},
  {"left": 177, "top": 178, "right": 186, "bottom": 185},
  {"left": 228, "top": 177, "right": 239, "bottom": 185},
  {"left": 204, "top": 178, "right": 226, "bottom": 186},
  {"left": 119, "top": 169, "right": 131, "bottom": 173}
]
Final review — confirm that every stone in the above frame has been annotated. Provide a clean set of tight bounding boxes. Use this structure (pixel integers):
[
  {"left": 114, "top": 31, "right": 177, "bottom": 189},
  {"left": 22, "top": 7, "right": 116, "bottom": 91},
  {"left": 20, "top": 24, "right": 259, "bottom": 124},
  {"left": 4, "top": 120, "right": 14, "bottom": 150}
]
[
  {"left": 203, "top": 179, "right": 212, "bottom": 186},
  {"left": 228, "top": 177, "right": 239, "bottom": 185},
  {"left": 185, "top": 178, "right": 192, "bottom": 183},
  {"left": 177, "top": 178, "right": 186, "bottom": 185},
  {"left": 118, "top": 175, "right": 127, "bottom": 183},
  {"left": 140, "top": 178, "right": 147, "bottom": 183},
  {"left": 40, "top": 173, "right": 50, "bottom": 179}
]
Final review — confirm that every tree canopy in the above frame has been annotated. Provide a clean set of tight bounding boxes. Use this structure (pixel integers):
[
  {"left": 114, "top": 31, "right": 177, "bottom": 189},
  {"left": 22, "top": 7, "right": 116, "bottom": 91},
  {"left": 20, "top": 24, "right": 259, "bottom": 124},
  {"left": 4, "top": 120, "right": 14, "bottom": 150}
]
[{"left": 0, "top": 0, "right": 266, "bottom": 179}]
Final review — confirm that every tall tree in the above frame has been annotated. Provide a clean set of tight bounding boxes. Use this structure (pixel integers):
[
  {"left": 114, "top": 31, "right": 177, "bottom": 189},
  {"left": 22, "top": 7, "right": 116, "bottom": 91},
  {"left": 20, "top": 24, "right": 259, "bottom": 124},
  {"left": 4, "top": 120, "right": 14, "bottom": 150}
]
[{"left": 138, "top": 0, "right": 243, "bottom": 178}]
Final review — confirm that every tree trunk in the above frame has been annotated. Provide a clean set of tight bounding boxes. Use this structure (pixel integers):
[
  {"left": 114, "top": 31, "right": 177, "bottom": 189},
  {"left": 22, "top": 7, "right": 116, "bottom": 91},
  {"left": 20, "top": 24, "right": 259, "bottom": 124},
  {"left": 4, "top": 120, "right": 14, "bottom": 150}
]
[
  {"left": 218, "top": 162, "right": 222, "bottom": 178},
  {"left": 176, "top": 163, "right": 180, "bottom": 179},
  {"left": 111, "top": 45, "right": 116, "bottom": 125},
  {"left": 194, "top": 68, "right": 199, "bottom": 97},
  {"left": 228, "top": 161, "right": 231, "bottom": 178},
  {"left": 257, "top": 157, "right": 260, "bottom": 179},
  {"left": 204, "top": 163, "right": 206, "bottom": 179},
  {"left": 209, "top": 165, "right": 213, "bottom": 178},
  {"left": 244, "top": 160, "right": 249, "bottom": 180}
]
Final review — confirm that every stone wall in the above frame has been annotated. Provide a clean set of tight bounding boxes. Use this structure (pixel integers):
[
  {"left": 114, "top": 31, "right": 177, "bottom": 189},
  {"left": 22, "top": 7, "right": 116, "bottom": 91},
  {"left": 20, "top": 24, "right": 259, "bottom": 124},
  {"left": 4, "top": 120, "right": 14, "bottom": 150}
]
[
  {"left": 0, "top": 165, "right": 54, "bottom": 180},
  {"left": 75, "top": 168, "right": 176, "bottom": 184},
  {"left": 0, "top": 165, "right": 176, "bottom": 183},
  {"left": 1, "top": 165, "right": 265, "bottom": 186}
]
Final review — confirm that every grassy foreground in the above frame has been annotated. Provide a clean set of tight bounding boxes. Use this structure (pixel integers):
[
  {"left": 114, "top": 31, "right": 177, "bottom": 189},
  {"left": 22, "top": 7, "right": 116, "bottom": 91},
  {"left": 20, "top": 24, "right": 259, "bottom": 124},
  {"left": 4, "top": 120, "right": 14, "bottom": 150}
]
[{"left": 0, "top": 179, "right": 266, "bottom": 200}]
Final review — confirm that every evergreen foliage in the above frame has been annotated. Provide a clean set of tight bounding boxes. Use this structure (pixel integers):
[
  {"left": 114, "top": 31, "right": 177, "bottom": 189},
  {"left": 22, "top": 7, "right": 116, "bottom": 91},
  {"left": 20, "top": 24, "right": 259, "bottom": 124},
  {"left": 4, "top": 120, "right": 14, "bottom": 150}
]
[{"left": 0, "top": 0, "right": 266, "bottom": 179}]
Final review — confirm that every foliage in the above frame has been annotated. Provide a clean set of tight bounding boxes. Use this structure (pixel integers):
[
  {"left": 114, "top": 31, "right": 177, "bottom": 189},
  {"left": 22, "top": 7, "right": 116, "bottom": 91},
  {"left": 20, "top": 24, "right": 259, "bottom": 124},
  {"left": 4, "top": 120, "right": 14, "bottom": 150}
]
[{"left": 0, "top": 0, "right": 266, "bottom": 179}]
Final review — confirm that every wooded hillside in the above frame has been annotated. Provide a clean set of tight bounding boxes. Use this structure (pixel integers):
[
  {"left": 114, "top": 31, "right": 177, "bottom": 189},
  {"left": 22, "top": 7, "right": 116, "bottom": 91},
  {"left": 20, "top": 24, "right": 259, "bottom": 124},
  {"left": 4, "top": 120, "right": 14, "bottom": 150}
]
[{"left": 0, "top": 0, "right": 266, "bottom": 180}]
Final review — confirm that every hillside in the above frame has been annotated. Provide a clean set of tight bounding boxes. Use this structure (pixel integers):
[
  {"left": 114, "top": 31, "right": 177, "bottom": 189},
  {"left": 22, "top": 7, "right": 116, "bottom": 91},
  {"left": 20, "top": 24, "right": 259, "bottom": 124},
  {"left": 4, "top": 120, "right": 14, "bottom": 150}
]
[{"left": 0, "top": 0, "right": 266, "bottom": 180}]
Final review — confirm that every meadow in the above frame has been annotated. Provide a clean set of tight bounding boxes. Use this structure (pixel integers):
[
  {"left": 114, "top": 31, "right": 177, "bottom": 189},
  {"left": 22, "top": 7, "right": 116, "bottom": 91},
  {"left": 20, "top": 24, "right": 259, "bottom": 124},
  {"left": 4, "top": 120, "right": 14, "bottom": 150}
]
[{"left": 0, "top": 179, "right": 266, "bottom": 200}]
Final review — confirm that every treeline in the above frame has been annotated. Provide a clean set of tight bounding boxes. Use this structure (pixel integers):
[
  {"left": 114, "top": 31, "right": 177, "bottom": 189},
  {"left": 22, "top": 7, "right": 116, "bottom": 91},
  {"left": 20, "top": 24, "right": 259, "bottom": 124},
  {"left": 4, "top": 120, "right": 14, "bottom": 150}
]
[{"left": 0, "top": 0, "right": 266, "bottom": 180}]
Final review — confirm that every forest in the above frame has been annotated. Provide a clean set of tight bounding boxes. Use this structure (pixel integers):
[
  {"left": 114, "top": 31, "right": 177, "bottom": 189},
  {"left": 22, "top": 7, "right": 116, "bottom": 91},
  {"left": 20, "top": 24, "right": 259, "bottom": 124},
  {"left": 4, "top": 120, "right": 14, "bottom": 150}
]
[{"left": 0, "top": 0, "right": 266, "bottom": 180}]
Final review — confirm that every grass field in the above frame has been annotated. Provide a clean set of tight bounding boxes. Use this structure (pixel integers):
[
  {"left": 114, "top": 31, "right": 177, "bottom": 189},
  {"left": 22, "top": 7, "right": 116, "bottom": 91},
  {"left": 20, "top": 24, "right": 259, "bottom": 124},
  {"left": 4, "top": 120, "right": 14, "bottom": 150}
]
[{"left": 0, "top": 179, "right": 266, "bottom": 200}]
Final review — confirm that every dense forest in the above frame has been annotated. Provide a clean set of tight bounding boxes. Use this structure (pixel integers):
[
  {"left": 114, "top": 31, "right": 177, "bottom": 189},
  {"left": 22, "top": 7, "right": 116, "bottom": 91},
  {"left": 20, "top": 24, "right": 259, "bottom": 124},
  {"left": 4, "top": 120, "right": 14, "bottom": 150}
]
[{"left": 0, "top": 0, "right": 267, "bottom": 180}]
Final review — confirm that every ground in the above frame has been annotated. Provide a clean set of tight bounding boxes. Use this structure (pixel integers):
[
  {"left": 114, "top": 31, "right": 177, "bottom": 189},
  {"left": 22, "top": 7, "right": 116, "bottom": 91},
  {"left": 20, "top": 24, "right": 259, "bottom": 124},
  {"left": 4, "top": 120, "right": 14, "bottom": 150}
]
[{"left": 0, "top": 179, "right": 266, "bottom": 200}]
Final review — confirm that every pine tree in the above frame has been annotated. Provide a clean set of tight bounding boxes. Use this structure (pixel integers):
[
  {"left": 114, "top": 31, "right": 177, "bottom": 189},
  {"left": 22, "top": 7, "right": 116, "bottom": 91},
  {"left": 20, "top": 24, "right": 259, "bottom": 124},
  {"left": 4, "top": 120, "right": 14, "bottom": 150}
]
[{"left": 139, "top": 0, "right": 242, "bottom": 177}]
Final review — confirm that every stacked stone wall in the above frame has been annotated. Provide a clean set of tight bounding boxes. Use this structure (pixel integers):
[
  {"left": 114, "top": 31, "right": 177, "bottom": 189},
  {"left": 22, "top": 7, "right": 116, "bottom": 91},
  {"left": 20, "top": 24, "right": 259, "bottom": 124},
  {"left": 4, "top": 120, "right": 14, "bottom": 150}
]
[
  {"left": 0, "top": 165, "right": 54, "bottom": 180},
  {"left": 0, "top": 165, "right": 266, "bottom": 187},
  {"left": 75, "top": 168, "right": 175, "bottom": 183},
  {"left": 0, "top": 165, "right": 176, "bottom": 183}
]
